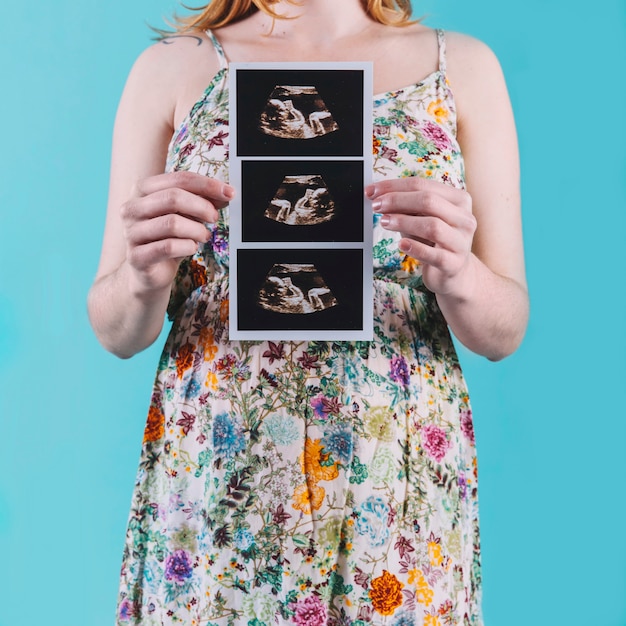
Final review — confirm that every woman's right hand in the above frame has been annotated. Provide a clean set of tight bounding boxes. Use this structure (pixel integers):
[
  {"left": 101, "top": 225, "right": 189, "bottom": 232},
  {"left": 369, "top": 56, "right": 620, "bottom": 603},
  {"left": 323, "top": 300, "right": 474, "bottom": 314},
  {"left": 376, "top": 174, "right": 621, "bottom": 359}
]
[{"left": 120, "top": 171, "right": 235, "bottom": 295}]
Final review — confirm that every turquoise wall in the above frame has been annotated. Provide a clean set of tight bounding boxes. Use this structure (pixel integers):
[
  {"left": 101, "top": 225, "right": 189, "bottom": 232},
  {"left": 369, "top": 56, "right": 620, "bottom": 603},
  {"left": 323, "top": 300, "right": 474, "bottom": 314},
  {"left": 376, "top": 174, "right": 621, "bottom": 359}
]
[{"left": 0, "top": 0, "right": 624, "bottom": 624}]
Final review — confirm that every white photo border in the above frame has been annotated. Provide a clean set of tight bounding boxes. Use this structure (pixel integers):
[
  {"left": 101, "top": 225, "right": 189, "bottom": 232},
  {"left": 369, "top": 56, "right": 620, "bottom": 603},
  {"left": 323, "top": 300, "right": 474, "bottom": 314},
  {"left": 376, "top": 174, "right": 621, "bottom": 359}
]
[{"left": 229, "top": 62, "right": 373, "bottom": 341}]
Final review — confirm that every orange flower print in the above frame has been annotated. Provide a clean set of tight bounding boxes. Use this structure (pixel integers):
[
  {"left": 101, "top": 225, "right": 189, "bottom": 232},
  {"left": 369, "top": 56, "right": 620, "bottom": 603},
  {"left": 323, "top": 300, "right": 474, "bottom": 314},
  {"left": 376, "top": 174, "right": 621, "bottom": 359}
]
[
  {"left": 205, "top": 370, "right": 218, "bottom": 390},
  {"left": 299, "top": 438, "right": 339, "bottom": 483},
  {"left": 427, "top": 99, "right": 449, "bottom": 124},
  {"left": 428, "top": 541, "right": 444, "bottom": 567},
  {"left": 292, "top": 483, "right": 325, "bottom": 514},
  {"left": 189, "top": 259, "right": 207, "bottom": 289},
  {"left": 373, "top": 137, "right": 382, "bottom": 154},
  {"left": 199, "top": 327, "right": 218, "bottom": 362},
  {"left": 408, "top": 569, "right": 434, "bottom": 606},
  {"left": 198, "top": 326, "right": 211, "bottom": 346},
  {"left": 219, "top": 299, "right": 229, "bottom": 323},
  {"left": 401, "top": 255, "right": 420, "bottom": 273},
  {"left": 176, "top": 342, "right": 195, "bottom": 379},
  {"left": 369, "top": 570, "right": 404, "bottom": 616},
  {"left": 143, "top": 406, "right": 165, "bottom": 443}
]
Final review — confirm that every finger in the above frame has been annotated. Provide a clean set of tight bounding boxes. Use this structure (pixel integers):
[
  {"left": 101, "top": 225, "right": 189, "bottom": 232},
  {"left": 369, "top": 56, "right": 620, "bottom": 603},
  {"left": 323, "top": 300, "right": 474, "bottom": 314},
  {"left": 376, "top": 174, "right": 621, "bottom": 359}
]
[
  {"left": 128, "top": 238, "right": 200, "bottom": 271},
  {"left": 134, "top": 171, "right": 235, "bottom": 206},
  {"left": 382, "top": 214, "right": 466, "bottom": 253},
  {"left": 375, "top": 192, "right": 475, "bottom": 231},
  {"left": 126, "top": 214, "right": 211, "bottom": 247},
  {"left": 121, "top": 187, "right": 219, "bottom": 224},
  {"left": 398, "top": 238, "right": 448, "bottom": 269},
  {"left": 366, "top": 176, "right": 470, "bottom": 209}
]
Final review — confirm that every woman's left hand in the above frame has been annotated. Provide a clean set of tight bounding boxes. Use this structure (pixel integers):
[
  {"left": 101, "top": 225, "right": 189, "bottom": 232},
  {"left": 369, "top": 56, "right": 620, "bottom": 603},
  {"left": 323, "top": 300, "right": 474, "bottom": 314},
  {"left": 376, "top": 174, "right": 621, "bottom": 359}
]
[{"left": 367, "top": 177, "right": 477, "bottom": 298}]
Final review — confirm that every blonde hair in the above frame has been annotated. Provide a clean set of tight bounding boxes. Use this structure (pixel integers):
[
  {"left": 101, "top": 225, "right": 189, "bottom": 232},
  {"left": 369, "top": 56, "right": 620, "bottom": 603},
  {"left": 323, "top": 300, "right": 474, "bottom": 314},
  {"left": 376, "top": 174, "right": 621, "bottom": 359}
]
[{"left": 167, "top": 0, "right": 414, "bottom": 32}]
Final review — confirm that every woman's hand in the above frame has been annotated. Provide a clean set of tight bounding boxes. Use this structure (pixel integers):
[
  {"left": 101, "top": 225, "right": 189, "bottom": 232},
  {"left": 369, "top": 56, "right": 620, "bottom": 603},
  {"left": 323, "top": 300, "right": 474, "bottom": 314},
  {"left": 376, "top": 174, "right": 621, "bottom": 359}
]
[
  {"left": 367, "top": 177, "right": 477, "bottom": 298},
  {"left": 120, "top": 171, "right": 234, "bottom": 296}
]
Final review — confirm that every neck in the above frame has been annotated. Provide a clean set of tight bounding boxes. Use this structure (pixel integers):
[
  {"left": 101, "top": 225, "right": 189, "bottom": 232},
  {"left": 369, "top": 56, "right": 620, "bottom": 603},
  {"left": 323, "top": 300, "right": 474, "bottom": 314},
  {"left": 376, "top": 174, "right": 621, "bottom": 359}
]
[{"left": 256, "top": 0, "right": 374, "bottom": 42}]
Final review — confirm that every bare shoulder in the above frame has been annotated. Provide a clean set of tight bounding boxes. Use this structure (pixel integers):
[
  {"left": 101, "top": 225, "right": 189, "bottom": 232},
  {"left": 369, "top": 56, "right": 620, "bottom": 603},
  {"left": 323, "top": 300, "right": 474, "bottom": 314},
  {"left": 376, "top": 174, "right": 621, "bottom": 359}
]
[
  {"left": 130, "top": 30, "right": 219, "bottom": 80},
  {"left": 368, "top": 23, "right": 441, "bottom": 91},
  {"left": 122, "top": 30, "right": 222, "bottom": 130},
  {"left": 444, "top": 31, "right": 504, "bottom": 76},
  {"left": 443, "top": 32, "right": 509, "bottom": 121}
]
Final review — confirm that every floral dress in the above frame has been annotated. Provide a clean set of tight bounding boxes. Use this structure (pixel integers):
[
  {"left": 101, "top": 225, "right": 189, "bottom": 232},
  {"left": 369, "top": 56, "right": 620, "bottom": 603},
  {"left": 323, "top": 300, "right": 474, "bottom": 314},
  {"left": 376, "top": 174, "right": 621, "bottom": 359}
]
[{"left": 117, "top": 29, "right": 483, "bottom": 626}]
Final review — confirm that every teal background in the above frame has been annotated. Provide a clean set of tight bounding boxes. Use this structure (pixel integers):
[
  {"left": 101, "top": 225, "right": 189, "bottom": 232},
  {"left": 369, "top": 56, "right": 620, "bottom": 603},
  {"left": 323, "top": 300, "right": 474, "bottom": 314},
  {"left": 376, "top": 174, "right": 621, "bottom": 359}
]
[{"left": 0, "top": 0, "right": 624, "bottom": 624}]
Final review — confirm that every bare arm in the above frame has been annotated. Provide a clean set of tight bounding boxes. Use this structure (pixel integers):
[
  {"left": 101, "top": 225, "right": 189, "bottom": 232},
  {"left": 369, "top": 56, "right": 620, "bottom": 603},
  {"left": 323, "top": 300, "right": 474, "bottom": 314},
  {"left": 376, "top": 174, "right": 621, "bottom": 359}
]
[
  {"left": 88, "top": 39, "right": 233, "bottom": 358},
  {"left": 368, "top": 34, "right": 528, "bottom": 361}
]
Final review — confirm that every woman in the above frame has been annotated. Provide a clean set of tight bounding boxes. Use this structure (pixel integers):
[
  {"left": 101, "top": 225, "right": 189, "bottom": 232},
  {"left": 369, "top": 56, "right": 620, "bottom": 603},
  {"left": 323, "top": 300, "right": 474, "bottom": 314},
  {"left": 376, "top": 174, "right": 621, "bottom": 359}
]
[{"left": 88, "top": 0, "right": 528, "bottom": 624}]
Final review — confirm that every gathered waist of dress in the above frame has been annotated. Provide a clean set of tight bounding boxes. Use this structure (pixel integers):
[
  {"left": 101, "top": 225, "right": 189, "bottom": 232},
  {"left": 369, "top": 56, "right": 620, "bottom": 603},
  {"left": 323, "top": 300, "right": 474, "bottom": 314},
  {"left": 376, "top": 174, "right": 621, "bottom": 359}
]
[{"left": 167, "top": 270, "right": 440, "bottom": 333}]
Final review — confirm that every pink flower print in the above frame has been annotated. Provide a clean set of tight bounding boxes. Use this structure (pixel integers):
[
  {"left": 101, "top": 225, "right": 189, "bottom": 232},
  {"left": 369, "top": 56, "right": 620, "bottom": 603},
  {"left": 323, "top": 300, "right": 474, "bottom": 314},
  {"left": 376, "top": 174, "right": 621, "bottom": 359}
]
[
  {"left": 118, "top": 598, "right": 134, "bottom": 621},
  {"left": 421, "top": 121, "right": 452, "bottom": 150},
  {"left": 291, "top": 594, "right": 327, "bottom": 626},
  {"left": 421, "top": 424, "right": 450, "bottom": 462},
  {"left": 460, "top": 409, "right": 476, "bottom": 445}
]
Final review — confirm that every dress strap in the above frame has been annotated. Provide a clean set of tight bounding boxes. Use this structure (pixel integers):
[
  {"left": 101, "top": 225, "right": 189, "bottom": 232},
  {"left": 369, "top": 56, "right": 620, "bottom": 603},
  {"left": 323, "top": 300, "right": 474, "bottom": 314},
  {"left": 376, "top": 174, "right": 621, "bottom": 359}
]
[
  {"left": 436, "top": 29, "right": 447, "bottom": 76},
  {"left": 205, "top": 29, "right": 228, "bottom": 71}
]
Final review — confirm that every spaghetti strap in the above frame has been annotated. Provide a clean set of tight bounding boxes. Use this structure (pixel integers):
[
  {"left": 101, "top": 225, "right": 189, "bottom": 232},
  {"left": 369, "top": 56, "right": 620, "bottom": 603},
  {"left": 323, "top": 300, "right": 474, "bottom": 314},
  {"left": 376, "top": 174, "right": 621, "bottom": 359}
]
[
  {"left": 205, "top": 29, "right": 228, "bottom": 70},
  {"left": 436, "top": 29, "right": 447, "bottom": 76}
]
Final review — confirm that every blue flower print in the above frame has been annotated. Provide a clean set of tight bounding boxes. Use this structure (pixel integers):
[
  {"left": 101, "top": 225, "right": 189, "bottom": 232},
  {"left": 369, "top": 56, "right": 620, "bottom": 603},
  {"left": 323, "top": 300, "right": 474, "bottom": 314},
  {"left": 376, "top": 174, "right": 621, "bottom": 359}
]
[
  {"left": 321, "top": 423, "right": 354, "bottom": 464},
  {"left": 234, "top": 528, "right": 255, "bottom": 551},
  {"left": 355, "top": 496, "right": 390, "bottom": 547},
  {"left": 392, "top": 610, "right": 417, "bottom": 626},
  {"left": 183, "top": 378, "right": 201, "bottom": 399},
  {"left": 212, "top": 412, "right": 245, "bottom": 458},
  {"left": 262, "top": 413, "right": 299, "bottom": 446}
]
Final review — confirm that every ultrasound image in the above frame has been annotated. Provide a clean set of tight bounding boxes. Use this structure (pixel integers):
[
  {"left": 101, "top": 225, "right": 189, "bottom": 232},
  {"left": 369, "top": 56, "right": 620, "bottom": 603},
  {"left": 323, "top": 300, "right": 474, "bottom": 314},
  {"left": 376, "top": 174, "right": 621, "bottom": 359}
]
[
  {"left": 259, "top": 85, "right": 339, "bottom": 139},
  {"left": 264, "top": 175, "right": 336, "bottom": 226},
  {"left": 258, "top": 263, "right": 338, "bottom": 314}
]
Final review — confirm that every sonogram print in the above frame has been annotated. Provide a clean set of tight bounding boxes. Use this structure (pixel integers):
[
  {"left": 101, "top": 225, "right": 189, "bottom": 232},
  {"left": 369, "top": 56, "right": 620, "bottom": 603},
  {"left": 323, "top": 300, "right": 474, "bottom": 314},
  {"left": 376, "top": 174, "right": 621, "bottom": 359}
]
[
  {"left": 258, "top": 264, "right": 338, "bottom": 314},
  {"left": 229, "top": 62, "right": 372, "bottom": 339},
  {"left": 259, "top": 85, "right": 339, "bottom": 139},
  {"left": 265, "top": 175, "right": 335, "bottom": 226}
]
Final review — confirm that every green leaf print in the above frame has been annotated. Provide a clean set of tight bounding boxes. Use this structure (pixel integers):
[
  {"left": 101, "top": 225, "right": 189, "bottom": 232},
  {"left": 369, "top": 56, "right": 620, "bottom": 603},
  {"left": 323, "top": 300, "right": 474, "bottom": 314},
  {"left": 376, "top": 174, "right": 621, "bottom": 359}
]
[
  {"left": 373, "top": 238, "right": 395, "bottom": 264},
  {"left": 349, "top": 456, "right": 369, "bottom": 484},
  {"left": 330, "top": 571, "right": 353, "bottom": 597},
  {"left": 254, "top": 565, "right": 283, "bottom": 594},
  {"left": 398, "top": 138, "right": 433, "bottom": 158}
]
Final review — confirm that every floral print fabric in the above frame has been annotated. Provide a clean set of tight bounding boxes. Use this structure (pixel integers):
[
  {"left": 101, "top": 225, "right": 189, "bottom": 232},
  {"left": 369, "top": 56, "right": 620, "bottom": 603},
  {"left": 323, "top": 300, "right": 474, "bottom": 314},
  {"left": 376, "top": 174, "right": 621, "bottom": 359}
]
[{"left": 117, "top": 30, "right": 483, "bottom": 626}]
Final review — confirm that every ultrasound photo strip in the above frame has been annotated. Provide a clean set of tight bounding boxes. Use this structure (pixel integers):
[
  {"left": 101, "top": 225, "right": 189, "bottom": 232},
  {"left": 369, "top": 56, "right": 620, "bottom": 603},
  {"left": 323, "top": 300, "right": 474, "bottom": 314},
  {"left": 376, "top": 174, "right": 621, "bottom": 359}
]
[{"left": 229, "top": 62, "right": 373, "bottom": 340}]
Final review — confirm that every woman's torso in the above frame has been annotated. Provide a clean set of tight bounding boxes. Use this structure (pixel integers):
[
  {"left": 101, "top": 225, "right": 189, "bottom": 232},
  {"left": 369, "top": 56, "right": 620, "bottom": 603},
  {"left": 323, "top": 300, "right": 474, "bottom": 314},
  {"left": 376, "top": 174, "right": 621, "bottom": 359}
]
[{"left": 116, "top": 26, "right": 484, "bottom": 626}]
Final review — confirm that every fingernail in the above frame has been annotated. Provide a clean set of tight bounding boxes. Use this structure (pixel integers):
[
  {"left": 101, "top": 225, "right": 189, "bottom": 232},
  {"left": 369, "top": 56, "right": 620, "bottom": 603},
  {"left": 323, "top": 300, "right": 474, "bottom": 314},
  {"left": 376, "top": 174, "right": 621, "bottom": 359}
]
[
  {"left": 380, "top": 214, "right": 390, "bottom": 227},
  {"left": 372, "top": 199, "right": 382, "bottom": 212},
  {"left": 223, "top": 185, "right": 235, "bottom": 199},
  {"left": 365, "top": 185, "right": 376, "bottom": 199}
]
